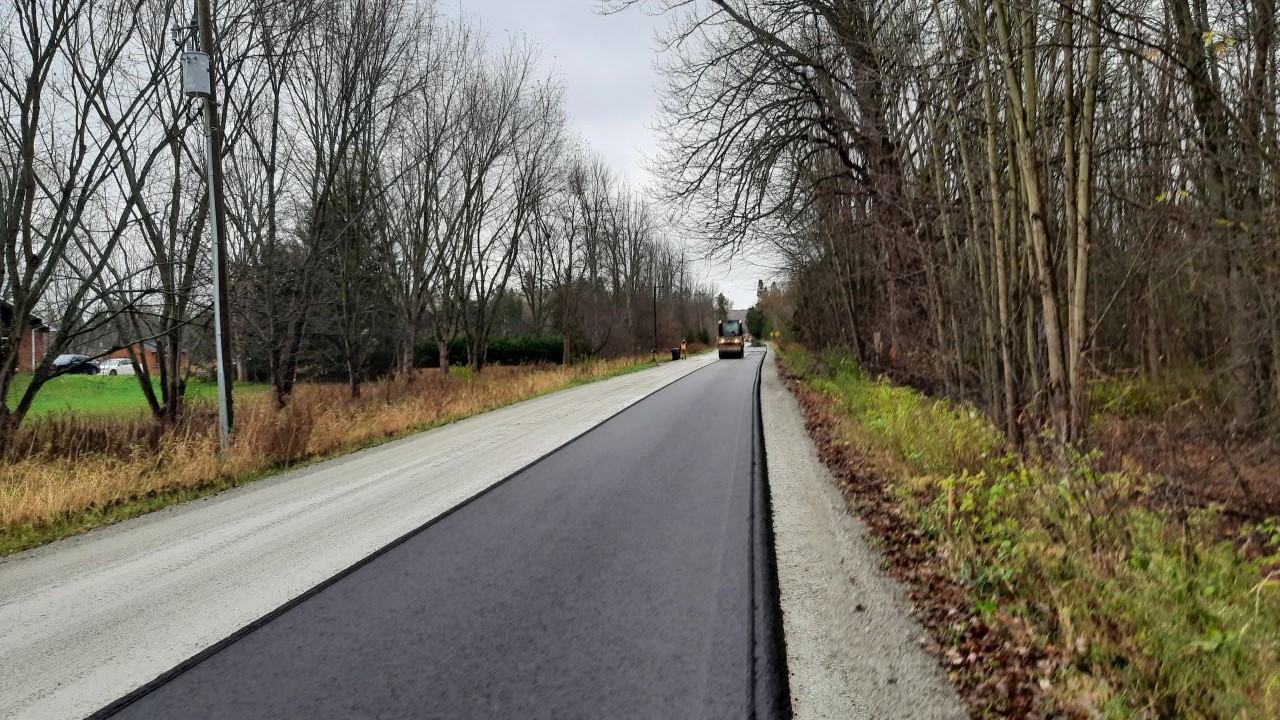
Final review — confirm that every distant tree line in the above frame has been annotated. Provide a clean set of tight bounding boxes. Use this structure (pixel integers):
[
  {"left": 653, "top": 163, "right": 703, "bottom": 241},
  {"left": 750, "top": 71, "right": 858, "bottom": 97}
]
[
  {"left": 0, "top": 0, "right": 713, "bottom": 445},
  {"left": 627, "top": 0, "right": 1279, "bottom": 447}
]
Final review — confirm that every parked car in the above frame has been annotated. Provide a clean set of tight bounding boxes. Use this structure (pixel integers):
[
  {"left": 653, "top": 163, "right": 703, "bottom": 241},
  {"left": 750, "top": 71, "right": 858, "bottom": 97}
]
[
  {"left": 98, "top": 358, "right": 137, "bottom": 376},
  {"left": 52, "top": 354, "right": 99, "bottom": 375}
]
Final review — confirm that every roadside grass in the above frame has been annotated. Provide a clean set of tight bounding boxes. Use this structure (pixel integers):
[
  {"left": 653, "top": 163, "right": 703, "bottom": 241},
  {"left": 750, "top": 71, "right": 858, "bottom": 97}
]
[
  {"left": 0, "top": 355, "right": 666, "bottom": 555},
  {"left": 777, "top": 344, "right": 1280, "bottom": 719},
  {"left": 8, "top": 374, "right": 268, "bottom": 418}
]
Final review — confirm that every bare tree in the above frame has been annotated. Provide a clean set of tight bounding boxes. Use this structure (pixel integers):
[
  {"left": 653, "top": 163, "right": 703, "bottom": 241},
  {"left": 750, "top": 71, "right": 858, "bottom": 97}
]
[
  {"left": 0, "top": 0, "right": 165, "bottom": 441},
  {"left": 627, "top": 0, "right": 1279, "bottom": 450},
  {"left": 452, "top": 43, "right": 566, "bottom": 371}
]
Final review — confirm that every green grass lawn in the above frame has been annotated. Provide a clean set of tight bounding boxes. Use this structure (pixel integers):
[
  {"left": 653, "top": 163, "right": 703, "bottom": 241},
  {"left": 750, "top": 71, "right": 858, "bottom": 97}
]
[{"left": 8, "top": 374, "right": 266, "bottom": 417}]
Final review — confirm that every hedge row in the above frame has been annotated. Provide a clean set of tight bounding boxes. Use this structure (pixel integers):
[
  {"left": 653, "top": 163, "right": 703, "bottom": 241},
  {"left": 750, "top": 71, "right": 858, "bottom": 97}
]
[{"left": 415, "top": 336, "right": 568, "bottom": 367}]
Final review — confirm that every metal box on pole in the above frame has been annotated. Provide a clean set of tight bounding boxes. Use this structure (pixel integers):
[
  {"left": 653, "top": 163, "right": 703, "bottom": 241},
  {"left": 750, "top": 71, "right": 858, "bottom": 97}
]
[{"left": 182, "top": 51, "right": 211, "bottom": 97}]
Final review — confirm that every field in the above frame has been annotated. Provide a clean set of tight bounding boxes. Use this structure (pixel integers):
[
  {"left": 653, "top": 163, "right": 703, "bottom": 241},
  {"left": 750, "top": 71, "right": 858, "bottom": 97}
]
[{"left": 8, "top": 374, "right": 268, "bottom": 418}]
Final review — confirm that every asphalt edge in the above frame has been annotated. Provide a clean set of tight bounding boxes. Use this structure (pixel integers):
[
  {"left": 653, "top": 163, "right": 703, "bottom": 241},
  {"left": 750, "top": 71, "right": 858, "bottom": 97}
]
[
  {"left": 760, "top": 348, "right": 968, "bottom": 720},
  {"left": 88, "top": 355, "right": 721, "bottom": 719},
  {"left": 752, "top": 346, "right": 794, "bottom": 720}
]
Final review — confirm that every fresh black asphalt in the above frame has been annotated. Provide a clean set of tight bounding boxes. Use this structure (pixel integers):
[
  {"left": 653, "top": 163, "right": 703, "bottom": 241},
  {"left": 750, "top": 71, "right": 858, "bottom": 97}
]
[{"left": 99, "top": 349, "right": 788, "bottom": 719}]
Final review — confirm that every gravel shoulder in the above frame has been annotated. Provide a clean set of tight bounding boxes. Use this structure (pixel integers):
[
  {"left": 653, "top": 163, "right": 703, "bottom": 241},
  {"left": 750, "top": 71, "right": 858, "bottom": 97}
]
[
  {"left": 0, "top": 354, "right": 715, "bottom": 720},
  {"left": 761, "top": 349, "right": 965, "bottom": 719}
]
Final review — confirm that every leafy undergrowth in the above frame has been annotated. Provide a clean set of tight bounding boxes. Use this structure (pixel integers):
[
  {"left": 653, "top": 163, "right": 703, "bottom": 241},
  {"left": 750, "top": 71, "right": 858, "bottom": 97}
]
[
  {"left": 1088, "top": 370, "right": 1208, "bottom": 420},
  {"left": 0, "top": 356, "right": 661, "bottom": 555},
  {"left": 1088, "top": 372, "right": 1280, "bottom": 520},
  {"left": 777, "top": 344, "right": 1280, "bottom": 719}
]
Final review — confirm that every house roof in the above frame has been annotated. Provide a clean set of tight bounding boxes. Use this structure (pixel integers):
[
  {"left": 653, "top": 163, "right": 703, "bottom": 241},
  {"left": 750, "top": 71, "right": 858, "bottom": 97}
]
[
  {"left": 106, "top": 340, "right": 160, "bottom": 353},
  {"left": 0, "top": 301, "right": 48, "bottom": 329}
]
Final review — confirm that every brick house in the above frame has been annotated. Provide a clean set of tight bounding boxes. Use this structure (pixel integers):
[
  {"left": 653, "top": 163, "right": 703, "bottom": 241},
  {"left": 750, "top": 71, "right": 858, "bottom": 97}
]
[
  {"left": 1, "top": 302, "right": 51, "bottom": 373},
  {"left": 106, "top": 341, "right": 189, "bottom": 376}
]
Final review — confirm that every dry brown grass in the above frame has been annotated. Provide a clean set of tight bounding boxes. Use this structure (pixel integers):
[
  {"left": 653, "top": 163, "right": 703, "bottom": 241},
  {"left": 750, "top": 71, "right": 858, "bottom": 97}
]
[{"left": 0, "top": 357, "right": 654, "bottom": 550}]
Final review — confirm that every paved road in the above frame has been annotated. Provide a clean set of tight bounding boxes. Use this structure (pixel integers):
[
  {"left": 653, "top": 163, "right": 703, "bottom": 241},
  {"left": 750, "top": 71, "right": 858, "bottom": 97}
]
[
  {"left": 0, "top": 354, "right": 720, "bottom": 719},
  {"left": 95, "top": 347, "right": 784, "bottom": 719}
]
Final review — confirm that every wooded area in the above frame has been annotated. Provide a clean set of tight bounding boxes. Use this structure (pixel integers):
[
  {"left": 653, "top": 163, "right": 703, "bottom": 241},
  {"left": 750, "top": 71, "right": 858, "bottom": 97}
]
[
  {"left": 629, "top": 0, "right": 1278, "bottom": 451},
  {"left": 0, "top": 0, "right": 715, "bottom": 445},
  {"left": 613, "top": 2, "right": 1280, "bottom": 712}
]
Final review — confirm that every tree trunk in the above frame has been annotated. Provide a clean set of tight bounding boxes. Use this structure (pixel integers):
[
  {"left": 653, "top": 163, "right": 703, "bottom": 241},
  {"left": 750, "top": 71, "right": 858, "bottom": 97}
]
[
  {"left": 399, "top": 320, "right": 417, "bottom": 376},
  {"left": 994, "top": 0, "right": 1071, "bottom": 445},
  {"left": 437, "top": 337, "right": 450, "bottom": 374}
]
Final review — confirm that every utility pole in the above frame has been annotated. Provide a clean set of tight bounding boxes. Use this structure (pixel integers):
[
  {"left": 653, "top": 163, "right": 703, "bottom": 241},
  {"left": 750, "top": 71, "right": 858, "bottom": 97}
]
[
  {"left": 180, "top": 0, "right": 234, "bottom": 449},
  {"left": 652, "top": 283, "right": 658, "bottom": 358}
]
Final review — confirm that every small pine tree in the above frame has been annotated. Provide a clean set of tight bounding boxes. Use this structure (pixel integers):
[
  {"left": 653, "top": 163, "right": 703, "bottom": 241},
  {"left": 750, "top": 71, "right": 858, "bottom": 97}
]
[{"left": 714, "top": 293, "right": 731, "bottom": 321}]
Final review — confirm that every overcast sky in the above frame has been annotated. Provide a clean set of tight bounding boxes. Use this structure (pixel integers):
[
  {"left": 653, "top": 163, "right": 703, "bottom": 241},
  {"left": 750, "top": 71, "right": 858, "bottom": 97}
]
[{"left": 463, "top": 0, "right": 767, "bottom": 310}]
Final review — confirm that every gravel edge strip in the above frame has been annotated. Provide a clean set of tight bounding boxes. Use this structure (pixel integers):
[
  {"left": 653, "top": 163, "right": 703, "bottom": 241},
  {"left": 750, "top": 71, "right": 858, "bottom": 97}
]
[{"left": 761, "top": 349, "right": 966, "bottom": 720}]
